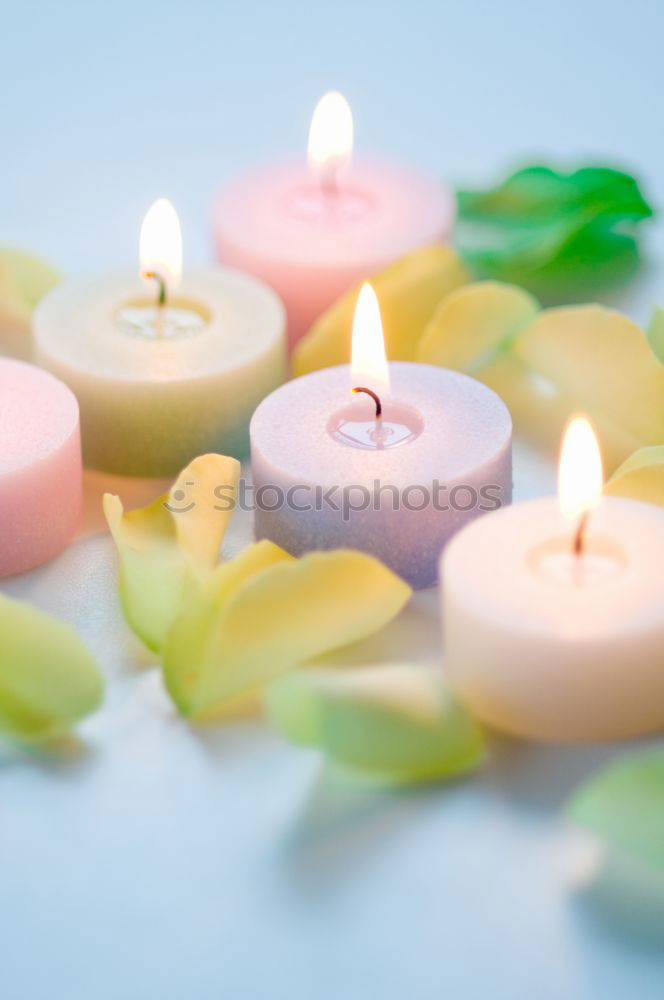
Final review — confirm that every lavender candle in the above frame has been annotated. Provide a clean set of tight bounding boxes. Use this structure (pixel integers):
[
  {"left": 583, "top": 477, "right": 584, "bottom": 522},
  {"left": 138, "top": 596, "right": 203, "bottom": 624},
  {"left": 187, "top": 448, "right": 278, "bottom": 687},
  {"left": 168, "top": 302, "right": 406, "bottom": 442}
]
[{"left": 250, "top": 285, "right": 512, "bottom": 588}]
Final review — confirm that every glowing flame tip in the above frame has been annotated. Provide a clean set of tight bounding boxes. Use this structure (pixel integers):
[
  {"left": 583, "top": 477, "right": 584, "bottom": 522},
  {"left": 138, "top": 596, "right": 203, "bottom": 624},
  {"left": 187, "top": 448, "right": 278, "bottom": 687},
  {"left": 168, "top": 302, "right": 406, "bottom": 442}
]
[
  {"left": 139, "top": 197, "right": 182, "bottom": 294},
  {"left": 351, "top": 282, "right": 389, "bottom": 391},
  {"left": 558, "top": 415, "right": 603, "bottom": 523},
  {"left": 307, "top": 91, "right": 353, "bottom": 187}
]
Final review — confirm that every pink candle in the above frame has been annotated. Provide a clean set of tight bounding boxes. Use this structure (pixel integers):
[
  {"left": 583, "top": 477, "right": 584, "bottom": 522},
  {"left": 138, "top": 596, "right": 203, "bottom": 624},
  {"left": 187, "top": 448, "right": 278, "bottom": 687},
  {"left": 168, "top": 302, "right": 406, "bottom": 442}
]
[
  {"left": 214, "top": 93, "right": 454, "bottom": 350},
  {"left": 0, "top": 358, "right": 82, "bottom": 577}
]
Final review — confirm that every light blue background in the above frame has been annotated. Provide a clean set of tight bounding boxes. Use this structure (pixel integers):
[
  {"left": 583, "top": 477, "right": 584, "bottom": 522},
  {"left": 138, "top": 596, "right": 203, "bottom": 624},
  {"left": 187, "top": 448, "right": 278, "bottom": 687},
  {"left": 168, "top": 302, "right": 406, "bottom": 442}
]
[{"left": 1, "top": 2, "right": 664, "bottom": 998}]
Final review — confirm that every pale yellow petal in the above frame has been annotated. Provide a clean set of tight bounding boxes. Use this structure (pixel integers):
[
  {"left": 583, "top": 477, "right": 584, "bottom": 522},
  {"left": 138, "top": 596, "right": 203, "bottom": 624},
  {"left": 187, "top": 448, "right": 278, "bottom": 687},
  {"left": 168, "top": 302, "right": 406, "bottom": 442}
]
[
  {"left": 513, "top": 306, "right": 664, "bottom": 473},
  {"left": 163, "top": 548, "right": 412, "bottom": 718},
  {"left": 292, "top": 245, "right": 469, "bottom": 376},
  {"left": 604, "top": 446, "right": 664, "bottom": 506},
  {"left": 104, "top": 453, "right": 240, "bottom": 651}
]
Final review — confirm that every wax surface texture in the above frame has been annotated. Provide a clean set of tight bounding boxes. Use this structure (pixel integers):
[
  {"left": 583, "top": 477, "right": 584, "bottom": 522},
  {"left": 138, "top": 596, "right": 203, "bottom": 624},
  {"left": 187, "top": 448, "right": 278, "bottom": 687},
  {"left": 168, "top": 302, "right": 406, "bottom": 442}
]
[
  {"left": 33, "top": 267, "right": 286, "bottom": 476},
  {"left": 215, "top": 160, "right": 454, "bottom": 349},
  {"left": 0, "top": 358, "right": 81, "bottom": 577},
  {"left": 250, "top": 364, "right": 512, "bottom": 588},
  {"left": 441, "top": 497, "right": 664, "bottom": 742}
]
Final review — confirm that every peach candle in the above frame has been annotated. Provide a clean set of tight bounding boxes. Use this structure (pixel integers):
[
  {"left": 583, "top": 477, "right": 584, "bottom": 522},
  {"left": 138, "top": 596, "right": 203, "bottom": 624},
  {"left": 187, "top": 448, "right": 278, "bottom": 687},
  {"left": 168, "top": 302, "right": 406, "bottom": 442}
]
[
  {"left": 0, "top": 358, "right": 81, "bottom": 577},
  {"left": 441, "top": 417, "right": 664, "bottom": 743},
  {"left": 34, "top": 200, "right": 286, "bottom": 477},
  {"left": 214, "top": 92, "right": 454, "bottom": 350}
]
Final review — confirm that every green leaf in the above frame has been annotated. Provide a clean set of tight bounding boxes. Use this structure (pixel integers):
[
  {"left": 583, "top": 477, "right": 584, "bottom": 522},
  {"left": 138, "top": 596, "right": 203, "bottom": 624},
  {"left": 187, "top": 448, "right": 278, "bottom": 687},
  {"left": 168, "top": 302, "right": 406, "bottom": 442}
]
[
  {"left": 520, "top": 226, "right": 641, "bottom": 298},
  {"left": 456, "top": 165, "right": 653, "bottom": 298},
  {"left": 163, "top": 546, "right": 412, "bottom": 719},
  {"left": 568, "top": 748, "right": 664, "bottom": 870},
  {"left": 266, "top": 664, "right": 485, "bottom": 783},
  {"left": 104, "top": 453, "right": 241, "bottom": 652},
  {"left": 0, "top": 594, "right": 103, "bottom": 743}
]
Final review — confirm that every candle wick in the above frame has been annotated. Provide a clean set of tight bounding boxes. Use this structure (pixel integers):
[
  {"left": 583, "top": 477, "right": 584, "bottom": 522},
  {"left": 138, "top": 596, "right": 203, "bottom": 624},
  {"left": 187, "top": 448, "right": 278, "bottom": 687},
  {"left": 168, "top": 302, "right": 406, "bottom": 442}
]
[
  {"left": 319, "top": 165, "right": 339, "bottom": 202},
  {"left": 573, "top": 510, "right": 590, "bottom": 557},
  {"left": 352, "top": 386, "right": 382, "bottom": 419},
  {"left": 144, "top": 271, "right": 167, "bottom": 308}
]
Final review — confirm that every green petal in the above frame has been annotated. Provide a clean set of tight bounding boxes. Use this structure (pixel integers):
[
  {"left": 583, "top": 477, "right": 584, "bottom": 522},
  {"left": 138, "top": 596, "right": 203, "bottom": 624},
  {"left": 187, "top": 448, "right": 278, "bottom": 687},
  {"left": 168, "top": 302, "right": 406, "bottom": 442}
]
[
  {"left": 163, "top": 547, "right": 412, "bottom": 718},
  {"left": 0, "top": 247, "right": 60, "bottom": 359},
  {"left": 266, "top": 664, "right": 485, "bottom": 782},
  {"left": 263, "top": 669, "right": 322, "bottom": 746},
  {"left": 456, "top": 165, "right": 653, "bottom": 298},
  {"left": 604, "top": 446, "right": 664, "bottom": 506},
  {"left": 568, "top": 748, "right": 664, "bottom": 871},
  {"left": 104, "top": 453, "right": 240, "bottom": 652},
  {"left": 519, "top": 225, "right": 641, "bottom": 299},
  {"left": 0, "top": 247, "right": 60, "bottom": 307},
  {"left": 0, "top": 594, "right": 103, "bottom": 743},
  {"left": 458, "top": 166, "right": 652, "bottom": 224},
  {"left": 292, "top": 245, "right": 469, "bottom": 376}
]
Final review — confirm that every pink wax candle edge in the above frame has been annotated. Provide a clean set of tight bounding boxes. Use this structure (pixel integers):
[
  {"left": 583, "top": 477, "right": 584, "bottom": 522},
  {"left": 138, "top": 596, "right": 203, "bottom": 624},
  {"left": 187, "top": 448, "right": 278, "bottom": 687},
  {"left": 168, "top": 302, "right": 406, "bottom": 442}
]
[
  {"left": 214, "top": 158, "right": 455, "bottom": 349},
  {"left": 0, "top": 358, "right": 82, "bottom": 577}
]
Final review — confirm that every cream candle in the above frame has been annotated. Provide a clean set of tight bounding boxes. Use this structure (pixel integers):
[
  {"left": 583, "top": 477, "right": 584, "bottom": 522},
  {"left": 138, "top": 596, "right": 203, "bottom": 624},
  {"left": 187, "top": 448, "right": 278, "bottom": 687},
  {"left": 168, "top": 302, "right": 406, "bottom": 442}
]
[
  {"left": 214, "top": 92, "right": 454, "bottom": 350},
  {"left": 33, "top": 199, "right": 286, "bottom": 477},
  {"left": 0, "top": 358, "right": 81, "bottom": 577},
  {"left": 250, "top": 284, "right": 512, "bottom": 588},
  {"left": 441, "top": 417, "right": 664, "bottom": 743}
]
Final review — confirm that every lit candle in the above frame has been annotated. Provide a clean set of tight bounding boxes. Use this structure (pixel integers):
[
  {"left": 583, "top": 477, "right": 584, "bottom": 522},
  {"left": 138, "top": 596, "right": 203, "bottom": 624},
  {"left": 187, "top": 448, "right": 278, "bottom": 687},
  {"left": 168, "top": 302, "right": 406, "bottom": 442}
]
[
  {"left": 0, "top": 358, "right": 81, "bottom": 577},
  {"left": 250, "top": 283, "right": 512, "bottom": 588},
  {"left": 33, "top": 199, "right": 286, "bottom": 477},
  {"left": 214, "top": 92, "right": 454, "bottom": 351},
  {"left": 441, "top": 416, "right": 664, "bottom": 742}
]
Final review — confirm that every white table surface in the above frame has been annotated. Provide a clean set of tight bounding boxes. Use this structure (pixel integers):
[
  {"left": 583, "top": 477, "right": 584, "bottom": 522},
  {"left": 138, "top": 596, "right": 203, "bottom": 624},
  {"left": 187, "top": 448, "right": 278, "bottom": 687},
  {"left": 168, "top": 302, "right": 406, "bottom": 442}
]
[{"left": 1, "top": 2, "right": 664, "bottom": 997}]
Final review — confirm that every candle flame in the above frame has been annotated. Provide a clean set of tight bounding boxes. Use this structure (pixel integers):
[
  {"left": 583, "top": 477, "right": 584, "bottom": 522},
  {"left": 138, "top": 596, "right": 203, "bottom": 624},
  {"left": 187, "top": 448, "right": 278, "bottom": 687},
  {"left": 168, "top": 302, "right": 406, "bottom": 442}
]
[
  {"left": 307, "top": 91, "right": 353, "bottom": 189},
  {"left": 558, "top": 415, "right": 603, "bottom": 523},
  {"left": 140, "top": 198, "right": 182, "bottom": 294},
  {"left": 351, "top": 283, "right": 390, "bottom": 391}
]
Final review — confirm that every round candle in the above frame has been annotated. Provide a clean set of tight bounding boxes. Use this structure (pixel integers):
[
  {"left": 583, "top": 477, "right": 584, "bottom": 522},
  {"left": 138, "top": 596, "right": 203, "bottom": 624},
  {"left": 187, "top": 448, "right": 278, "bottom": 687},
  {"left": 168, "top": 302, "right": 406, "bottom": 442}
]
[
  {"left": 214, "top": 92, "right": 454, "bottom": 350},
  {"left": 441, "top": 418, "right": 664, "bottom": 742},
  {"left": 0, "top": 358, "right": 81, "bottom": 577},
  {"left": 250, "top": 286, "right": 512, "bottom": 588},
  {"left": 33, "top": 200, "right": 286, "bottom": 477}
]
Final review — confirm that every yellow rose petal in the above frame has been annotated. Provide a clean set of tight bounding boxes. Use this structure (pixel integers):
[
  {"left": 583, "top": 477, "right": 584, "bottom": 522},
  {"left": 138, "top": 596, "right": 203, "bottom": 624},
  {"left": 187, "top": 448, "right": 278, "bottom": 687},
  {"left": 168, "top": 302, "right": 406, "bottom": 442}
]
[
  {"left": 292, "top": 245, "right": 469, "bottom": 376},
  {"left": 104, "top": 453, "right": 240, "bottom": 652},
  {"left": 417, "top": 280, "right": 539, "bottom": 373},
  {"left": 513, "top": 306, "right": 664, "bottom": 473},
  {"left": 604, "top": 445, "right": 664, "bottom": 507},
  {"left": 163, "top": 547, "right": 412, "bottom": 718}
]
